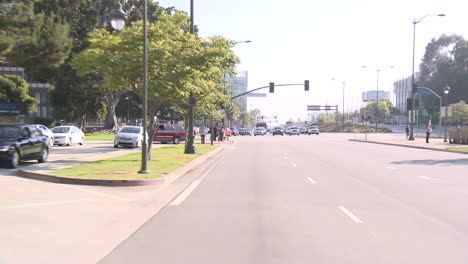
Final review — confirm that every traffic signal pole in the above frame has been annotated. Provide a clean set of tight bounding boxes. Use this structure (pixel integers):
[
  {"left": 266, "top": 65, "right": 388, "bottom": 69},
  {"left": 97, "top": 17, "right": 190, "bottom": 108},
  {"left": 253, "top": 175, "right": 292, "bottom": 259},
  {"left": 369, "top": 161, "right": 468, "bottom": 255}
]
[{"left": 231, "top": 81, "right": 310, "bottom": 100}]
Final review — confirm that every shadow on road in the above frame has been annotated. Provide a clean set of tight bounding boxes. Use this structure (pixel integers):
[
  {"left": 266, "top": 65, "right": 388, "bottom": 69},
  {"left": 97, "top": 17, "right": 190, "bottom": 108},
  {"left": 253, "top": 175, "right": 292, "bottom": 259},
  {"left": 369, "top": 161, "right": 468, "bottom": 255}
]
[{"left": 391, "top": 158, "right": 468, "bottom": 166}]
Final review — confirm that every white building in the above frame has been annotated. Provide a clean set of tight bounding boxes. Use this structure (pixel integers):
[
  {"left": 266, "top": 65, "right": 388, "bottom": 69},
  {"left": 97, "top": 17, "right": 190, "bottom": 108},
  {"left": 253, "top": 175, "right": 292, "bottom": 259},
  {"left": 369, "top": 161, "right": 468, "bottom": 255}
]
[
  {"left": 226, "top": 71, "right": 248, "bottom": 112},
  {"left": 393, "top": 73, "right": 420, "bottom": 123}
]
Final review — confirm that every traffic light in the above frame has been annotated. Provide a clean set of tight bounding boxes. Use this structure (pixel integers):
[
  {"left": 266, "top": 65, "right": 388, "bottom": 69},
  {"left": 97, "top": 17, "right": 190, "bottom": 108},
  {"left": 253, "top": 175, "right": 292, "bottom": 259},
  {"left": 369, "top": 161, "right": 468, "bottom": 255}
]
[
  {"left": 269, "top": 82, "right": 274, "bottom": 93},
  {"left": 304, "top": 80, "right": 309, "bottom": 91}
]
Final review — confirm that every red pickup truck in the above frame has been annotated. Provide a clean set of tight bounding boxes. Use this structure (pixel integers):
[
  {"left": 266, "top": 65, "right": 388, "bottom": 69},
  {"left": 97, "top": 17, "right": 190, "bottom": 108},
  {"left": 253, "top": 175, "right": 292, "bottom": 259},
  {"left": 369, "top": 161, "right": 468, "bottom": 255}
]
[{"left": 153, "top": 124, "right": 186, "bottom": 144}]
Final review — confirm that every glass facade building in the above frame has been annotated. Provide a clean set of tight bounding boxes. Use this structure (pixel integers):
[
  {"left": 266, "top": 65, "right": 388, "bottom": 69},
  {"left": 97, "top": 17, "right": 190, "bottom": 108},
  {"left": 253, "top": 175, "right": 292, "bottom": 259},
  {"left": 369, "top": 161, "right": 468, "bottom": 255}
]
[{"left": 226, "top": 71, "right": 248, "bottom": 112}]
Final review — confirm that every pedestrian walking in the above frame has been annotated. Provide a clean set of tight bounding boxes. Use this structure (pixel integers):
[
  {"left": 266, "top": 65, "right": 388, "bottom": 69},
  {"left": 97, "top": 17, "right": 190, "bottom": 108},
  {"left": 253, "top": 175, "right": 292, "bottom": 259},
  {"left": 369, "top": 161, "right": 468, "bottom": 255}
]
[
  {"left": 200, "top": 126, "right": 206, "bottom": 144},
  {"left": 212, "top": 126, "right": 218, "bottom": 143},
  {"left": 218, "top": 127, "right": 225, "bottom": 141},
  {"left": 225, "top": 128, "right": 232, "bottom": 142},
  {"left": 425, "top": 123, "right": 432, "bottom": 143},
  {"left": 405, "top": 125, "right": 410, "bottom": 140}
]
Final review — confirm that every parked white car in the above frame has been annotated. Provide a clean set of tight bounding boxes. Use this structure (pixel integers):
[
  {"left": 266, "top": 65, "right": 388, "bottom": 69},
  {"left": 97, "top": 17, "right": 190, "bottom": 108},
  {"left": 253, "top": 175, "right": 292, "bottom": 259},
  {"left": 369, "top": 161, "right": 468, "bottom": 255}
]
[
  {"left": 31, "top": 124, "right": 54, "bottom": 147},
  {"left": 52, "top": 126, "right": 85, "bottom": 146},
  {"left": 114, "top": 126, "right": 146, "bottom": 148}
]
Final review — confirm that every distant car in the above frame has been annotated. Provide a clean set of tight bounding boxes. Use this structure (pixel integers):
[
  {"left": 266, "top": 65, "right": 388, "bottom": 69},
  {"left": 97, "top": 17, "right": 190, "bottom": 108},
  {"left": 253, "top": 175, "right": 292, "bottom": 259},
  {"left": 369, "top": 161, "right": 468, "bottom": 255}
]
[
  {"left": 254, "top": 127, "right": 266, "bottom": 136},
  {"left": 230, "top": 127, "right": 239, "bottom": 136},
  {"left": 52, "top": 126, "right": 85, "bottom": 146},
  {"left": 239, "top": 128, "right": 252, "bottom": 136},
  {"left": 154, "top": 123, "right": 185, "bottom": 144},
  {"left": 307, "top": 126, "right": 320, "bottom": 135},
  {"left": 272, "top": 127, "right": 284, "bottom": 136},
  {"left": 299, "top": 127, "right": 307, "bottom": 134},
  {"left": 0, "top": 124, "right": 50, "bottom": 168},
  {"left": 114, "top": 126, "right": 146, "bottom": 148},
  {"left": 31, "top": 124, "right": 54, "bottom": 147},
  {"left": 287, "top": 126, "right": 300, "bottom": 135}
]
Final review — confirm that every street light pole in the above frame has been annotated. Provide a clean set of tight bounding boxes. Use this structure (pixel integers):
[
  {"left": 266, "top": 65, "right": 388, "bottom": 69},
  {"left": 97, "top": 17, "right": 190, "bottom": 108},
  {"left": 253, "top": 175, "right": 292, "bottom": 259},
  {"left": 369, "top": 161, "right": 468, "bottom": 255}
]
[
  {"left": 139, "top": 0, "right": 149, "bottom": 173},
  {"left": 409, "top": 13, "right": 445, "bottom": 141},
  {"left": 342, "top": 81, "right": 345, "bottom": 131},
  {"left": 125, "top": 96, "right": 130, "bottom": 124},
  {"left": 185, "top": 0, "right": 196, "bottom": 154},
  {"left": 108, "top": 1, "right": 148, "bottom": 173},
  {"left": 443, "top": 85, "right": 450, "bottom": 142}
]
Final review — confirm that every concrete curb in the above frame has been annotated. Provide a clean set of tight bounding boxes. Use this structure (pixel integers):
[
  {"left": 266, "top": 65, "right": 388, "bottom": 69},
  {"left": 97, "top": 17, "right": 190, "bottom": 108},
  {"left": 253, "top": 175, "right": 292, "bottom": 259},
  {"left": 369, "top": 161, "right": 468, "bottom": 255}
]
[
  {"left": 349, "top": 139, "right": 468, "bottom": 155},
  {"left": 16, "top": 145, "right": 224, "bottom": 187}
]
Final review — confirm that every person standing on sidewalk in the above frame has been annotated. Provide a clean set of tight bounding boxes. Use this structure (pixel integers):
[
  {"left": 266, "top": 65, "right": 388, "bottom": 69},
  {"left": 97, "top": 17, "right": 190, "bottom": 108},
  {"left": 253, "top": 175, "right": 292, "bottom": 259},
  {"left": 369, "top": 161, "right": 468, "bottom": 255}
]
[
  {"left": 426, "top": 123, "right": 432, "bottom": 143},
  {"left": 405, "top": 125, "right": 410, "bottom": 140},
  {"left": 200, "top": 126, "right": 206, "bottom": 144}
]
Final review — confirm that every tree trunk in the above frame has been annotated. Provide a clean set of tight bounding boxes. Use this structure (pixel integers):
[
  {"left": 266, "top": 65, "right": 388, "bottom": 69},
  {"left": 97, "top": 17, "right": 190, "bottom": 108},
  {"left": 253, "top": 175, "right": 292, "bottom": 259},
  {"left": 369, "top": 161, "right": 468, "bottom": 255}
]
[
  {"left": 104, "top": 89, "right": 127, "bottom": 130},
  {"left": 146, "top": 106, "right": 159, "bottom": 161}
]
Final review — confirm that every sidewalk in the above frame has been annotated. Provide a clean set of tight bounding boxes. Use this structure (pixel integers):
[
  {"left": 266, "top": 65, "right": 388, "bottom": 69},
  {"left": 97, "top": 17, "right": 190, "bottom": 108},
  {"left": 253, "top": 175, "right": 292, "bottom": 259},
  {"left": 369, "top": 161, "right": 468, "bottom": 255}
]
[{"left": 349, "top": 133, "right": 468, "bottom": 154}]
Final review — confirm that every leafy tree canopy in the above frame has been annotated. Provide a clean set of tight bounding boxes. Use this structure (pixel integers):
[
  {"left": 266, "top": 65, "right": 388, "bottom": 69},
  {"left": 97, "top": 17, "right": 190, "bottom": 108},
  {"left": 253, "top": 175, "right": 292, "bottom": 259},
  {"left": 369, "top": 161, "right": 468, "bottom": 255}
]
[
  {"left": 0, "top": 75, "right": 38, "bottom": 114},
  {"left": 419, "top": 34, "right": 468, "bottom": 106}
]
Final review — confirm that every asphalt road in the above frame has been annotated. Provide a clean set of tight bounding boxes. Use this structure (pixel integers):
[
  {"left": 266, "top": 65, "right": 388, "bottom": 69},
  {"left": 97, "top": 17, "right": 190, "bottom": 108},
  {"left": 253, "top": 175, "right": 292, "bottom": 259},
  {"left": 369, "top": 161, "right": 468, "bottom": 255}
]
[{"left": 101, "top": 133, "right": 468, "bottom": 264}]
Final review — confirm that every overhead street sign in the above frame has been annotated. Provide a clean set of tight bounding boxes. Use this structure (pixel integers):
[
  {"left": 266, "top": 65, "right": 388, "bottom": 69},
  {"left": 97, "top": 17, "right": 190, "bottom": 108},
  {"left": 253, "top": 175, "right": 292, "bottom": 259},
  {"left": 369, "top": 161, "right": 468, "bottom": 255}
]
[
  {"left": 247, "top": 93, "right": 267, "bottom": 97},
  {"left": 416, "top": 88, "right": 432, "bottom": 95},
  {"left": 307, "top": 105, "right": 321, "bottom": 110},
  {"left": 307, "top": 105, "right": 338, "bottom": 111}
]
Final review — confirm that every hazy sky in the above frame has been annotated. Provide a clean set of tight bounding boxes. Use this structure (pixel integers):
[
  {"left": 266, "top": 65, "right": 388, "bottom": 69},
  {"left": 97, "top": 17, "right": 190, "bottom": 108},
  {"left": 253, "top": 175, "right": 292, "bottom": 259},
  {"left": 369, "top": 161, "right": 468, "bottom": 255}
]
[{"left": 158, "top": 0, "right": 468, "bottom": 123}]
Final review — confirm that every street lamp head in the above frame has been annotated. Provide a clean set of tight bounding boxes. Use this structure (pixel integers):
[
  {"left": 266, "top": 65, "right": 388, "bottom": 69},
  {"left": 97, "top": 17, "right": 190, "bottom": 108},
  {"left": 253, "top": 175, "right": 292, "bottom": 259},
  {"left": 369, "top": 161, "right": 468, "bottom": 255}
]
[
  {"left": 109, "top": 4, "right": 127, "bottom": 30},
  {"left": 443, "top": 85, "right": 450, "bottom": 94},
  {"left": 438, "top": 14, "right": 446, "bottom": 17}
]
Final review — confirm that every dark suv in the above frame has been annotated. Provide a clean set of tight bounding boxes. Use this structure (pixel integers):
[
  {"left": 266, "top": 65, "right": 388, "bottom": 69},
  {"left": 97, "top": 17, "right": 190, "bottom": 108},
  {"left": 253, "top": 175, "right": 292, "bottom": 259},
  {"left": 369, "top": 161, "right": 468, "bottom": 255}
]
[
  {"left": 154, "top": 123, "right": 186, "bottom": 144},
  {"left": 0, "top": 124, "right": 50, "bottom": 168},
  {"left": 272, "top": 127, "right": 284, "bottom": 136}
]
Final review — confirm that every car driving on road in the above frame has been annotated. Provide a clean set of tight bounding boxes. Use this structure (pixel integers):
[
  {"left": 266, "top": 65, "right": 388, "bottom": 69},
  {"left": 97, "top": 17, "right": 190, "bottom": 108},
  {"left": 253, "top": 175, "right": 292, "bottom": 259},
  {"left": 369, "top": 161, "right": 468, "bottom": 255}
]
[
  {"left": 272, "top": 127, "right": 284, "bottom": 136},
  {"left": 307, "top": 126, "right": 320, "bottom": 135},
  {"left": 239, "top": 128, "right": 252, "bottom": 136},
  {"left": 0, "top": 124, "right": 50, "bottom": 168},
  {"left": 254, "top": 127, "right": 266, "bottom": 136},
  {"left": 52, "top": 126, "right": 85, "bottom": 146},
  {"left": 287, "top": 126, "right": 300, "bottom": 135}
]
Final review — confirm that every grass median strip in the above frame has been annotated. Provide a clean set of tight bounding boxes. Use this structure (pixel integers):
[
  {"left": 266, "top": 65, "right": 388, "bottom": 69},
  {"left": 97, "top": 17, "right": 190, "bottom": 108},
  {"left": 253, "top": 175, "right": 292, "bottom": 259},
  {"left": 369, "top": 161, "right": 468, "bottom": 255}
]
[
  {"left": 446, "top": 146, "right": 468, "bottom": 152},
  {"left": 52, "top": 144, "right": 219, "bottom": 180},
  {"left": 85, "top": 133, "right": 115, "bottom": 141}
]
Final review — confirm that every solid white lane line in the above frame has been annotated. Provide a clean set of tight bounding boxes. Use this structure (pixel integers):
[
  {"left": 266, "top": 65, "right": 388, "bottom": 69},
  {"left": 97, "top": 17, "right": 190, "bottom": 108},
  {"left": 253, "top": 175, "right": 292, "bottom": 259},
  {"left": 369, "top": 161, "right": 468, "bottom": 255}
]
[
  {"left": 291, "top": 162, "right": 297, "bottom": 168},
  {"left": 60, "top": 185, "right": 131, "bottom": 202},
  {"left": 419, "top": 176, "right": 432, "bottom": 180},
  {"left": 283, "top": 156, "right": 289, "bottom": 160},
  {"left": 386, "top": 166, "right": 397, "bottom": 170},
  {"left": 169, "top": 180, "right": 202, "bottom": 206},
  {"left": 306, "top": 177, "right": 317, "bottom": 184},
  {"left": 0, "top": 199, "right": 94, "bottom": 210},
  {"left": 338, "top": 206, "right": 363, "bottom": 223}
]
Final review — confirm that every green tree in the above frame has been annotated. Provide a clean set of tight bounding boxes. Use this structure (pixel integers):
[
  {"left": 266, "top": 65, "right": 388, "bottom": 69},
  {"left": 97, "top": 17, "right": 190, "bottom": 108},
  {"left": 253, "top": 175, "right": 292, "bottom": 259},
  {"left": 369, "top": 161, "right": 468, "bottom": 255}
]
[
  {"left": 365, "top": 99, "right": 391, "bottom": 123},
  {"left": 49, "top": 66, "right": 107, "bottom": 129},
  {"left": 448, "top": 101, "right": 468, "bottom": 127},
  {"left": 71, "top": 12, "right": 238, "bottom": 158},
  {"left": 0, "top": 1, "right": 36, "bottom": 63},
  {"left": 32, "top": 0, "right": 174, "bottom": 128},
  {"left": 8, "top": 14, "right": 72, "bottom": 81},
  {"left": 238, "top": 111, "right": 255, "bottom": 128},
  {"left": 419, "top": 34, "right": 468, "bottom": 108},
  {"left": 0, "top": 75, "right": 38, "bottom": 114}
]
